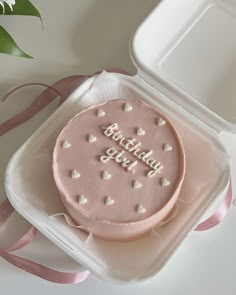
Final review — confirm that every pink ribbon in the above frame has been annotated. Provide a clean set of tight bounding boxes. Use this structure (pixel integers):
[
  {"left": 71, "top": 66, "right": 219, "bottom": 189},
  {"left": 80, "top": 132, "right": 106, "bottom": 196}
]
[
  {"left": 0, "top": 78, "right": 88, "bottom": 136},
  {"left": 0, "top": 247, "right": 90, "bottom": 284},
  {"left": 195, "top": 182, "right": 232, "bottom": 231},
  {"left": 0, "top": 68, "right": 233, "bottom": 283}
]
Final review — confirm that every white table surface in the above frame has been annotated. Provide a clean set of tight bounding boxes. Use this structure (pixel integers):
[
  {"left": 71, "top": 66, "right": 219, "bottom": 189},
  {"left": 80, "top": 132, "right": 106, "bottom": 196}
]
[{"left": 1, "top": 0, "right": 236, "bottom": 294}]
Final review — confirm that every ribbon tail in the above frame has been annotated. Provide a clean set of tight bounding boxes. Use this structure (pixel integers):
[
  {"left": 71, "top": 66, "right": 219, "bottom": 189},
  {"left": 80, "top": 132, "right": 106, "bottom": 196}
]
[{"left": 0, "top": 248, "right": 90, "bottom": 284}]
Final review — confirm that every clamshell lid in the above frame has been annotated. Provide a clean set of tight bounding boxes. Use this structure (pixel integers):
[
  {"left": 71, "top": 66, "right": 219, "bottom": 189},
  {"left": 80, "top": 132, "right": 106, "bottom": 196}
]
[{"left": 131, "top": 0, "right": 236, "bottom": 133}]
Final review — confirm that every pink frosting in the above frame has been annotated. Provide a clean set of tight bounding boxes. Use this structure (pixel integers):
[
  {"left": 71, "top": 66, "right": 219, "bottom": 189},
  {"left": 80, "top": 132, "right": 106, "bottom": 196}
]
[{"left": 52, "top": 99, "right": 185, "bottom": 241}]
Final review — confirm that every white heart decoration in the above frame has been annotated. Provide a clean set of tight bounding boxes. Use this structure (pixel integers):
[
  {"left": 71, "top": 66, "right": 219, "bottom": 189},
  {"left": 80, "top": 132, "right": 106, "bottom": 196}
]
[
  {"left": 124, "top": 103, "right": 133, "bottom": 112},
  {"left": 97, "top": 109, "right": 105, "bottom": 117},
  {"left": 136, "top": 204, "right": 146, "bottom": 214},
  {"left": 163, "top": 143, "right": 173, "bottom": 152},
  {"left": 105, "top": 196, "right": 114, "bottom": 206},
  {"left": 103, "top": 171, "right": 112, "bottom": 180},
  {"left": 160, "top": 177, "right": 171, "bottom": 187},
  {"left": 78, "top": 195, "right": 87, "bottom": 204},
  {"left": 137, "top": 128, "right": 145, "bottom": 136},
  {"left": 88, "top": 134, "right": 97, "bottom": 143},
  {"left": 133, "top": 180, "right": 143, "bottom": 189},
  {"left": 62, "top": 140, "right": 71, "bottom": 149},
  {"left": 157, "top": 118, "right": 166, "bottom": 126},
  {"left": 71, "top": 169, "right": 80, "bottom": 179}
]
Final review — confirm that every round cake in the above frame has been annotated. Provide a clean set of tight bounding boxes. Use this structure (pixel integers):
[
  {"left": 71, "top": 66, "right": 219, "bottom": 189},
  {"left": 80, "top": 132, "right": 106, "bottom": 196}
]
[{"left": 52, "top": 99, "right": 185, "bottom": 241}]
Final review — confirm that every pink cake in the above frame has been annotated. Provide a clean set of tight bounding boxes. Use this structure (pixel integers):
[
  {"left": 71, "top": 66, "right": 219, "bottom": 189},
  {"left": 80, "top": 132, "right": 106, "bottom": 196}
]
[{"left": 52, "top": 99, "right": 185, "bottom": 241}]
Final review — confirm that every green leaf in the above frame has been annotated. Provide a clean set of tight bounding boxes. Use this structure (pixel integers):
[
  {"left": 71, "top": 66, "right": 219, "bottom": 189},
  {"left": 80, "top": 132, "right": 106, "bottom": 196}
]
[
  {"left": 0, "top": 0, "right": 41, "bottom": 18},
  {"left": 0, "top": 25, "right": 33, "bottom": 58}
]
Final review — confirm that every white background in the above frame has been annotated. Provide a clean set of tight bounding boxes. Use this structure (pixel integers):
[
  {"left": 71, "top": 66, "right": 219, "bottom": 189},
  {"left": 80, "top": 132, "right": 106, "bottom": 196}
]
[{"left": 0, "top": 0, "right": 236, "bottom": 294}]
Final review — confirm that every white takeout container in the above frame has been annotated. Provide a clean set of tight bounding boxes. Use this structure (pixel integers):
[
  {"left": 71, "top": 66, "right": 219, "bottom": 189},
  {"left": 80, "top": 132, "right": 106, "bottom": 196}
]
[{"left": 4, "top": 0, "right": 236, "bottom": 284}]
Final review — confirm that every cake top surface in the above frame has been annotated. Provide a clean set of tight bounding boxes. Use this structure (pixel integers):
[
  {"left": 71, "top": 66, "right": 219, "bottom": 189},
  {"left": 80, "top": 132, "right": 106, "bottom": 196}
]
[{"left": 53, "top": 99, "right": 185, "bottom": 223}]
